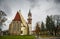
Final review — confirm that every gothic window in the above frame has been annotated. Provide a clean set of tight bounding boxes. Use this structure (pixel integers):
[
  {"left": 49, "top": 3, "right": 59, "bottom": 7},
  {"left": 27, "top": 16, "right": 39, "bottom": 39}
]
[
  {"left": 13, "top": 22, "right": 16, "bottom": 31},
  {"left": 17, "top": 21, "right": 21, "bottom": 32}
]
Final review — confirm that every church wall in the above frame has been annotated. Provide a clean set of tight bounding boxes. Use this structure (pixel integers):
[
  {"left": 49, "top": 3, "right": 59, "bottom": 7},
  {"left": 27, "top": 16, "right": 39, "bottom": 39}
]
[
  {"left": 20, "top": 23, "right": 28, "bottom": 35},
  {"left": 9, "top": 21, "right": 28, "bottom": 35},
  {"left": 9, "top": 21, "right": 21, "bottom": 35},
  {"left": 9, "top": 22, "right": 14, "bottom": 35}
]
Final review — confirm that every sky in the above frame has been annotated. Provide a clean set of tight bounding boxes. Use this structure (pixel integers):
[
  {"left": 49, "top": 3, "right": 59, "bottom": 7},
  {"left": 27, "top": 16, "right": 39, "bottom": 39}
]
[{"left": 0, "top": 0, "right": 60, "bottom": 31}]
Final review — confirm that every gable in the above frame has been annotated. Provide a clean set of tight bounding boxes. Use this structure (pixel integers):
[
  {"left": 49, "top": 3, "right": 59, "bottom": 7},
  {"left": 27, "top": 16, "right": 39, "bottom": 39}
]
[{"left": 13, "top": 12, "right": 21, "bottom": 21}]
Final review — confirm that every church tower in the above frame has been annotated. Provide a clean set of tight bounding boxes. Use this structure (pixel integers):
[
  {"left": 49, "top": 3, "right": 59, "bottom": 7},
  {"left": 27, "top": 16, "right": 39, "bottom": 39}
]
[{"left": 27, "top": 10, "right": 32, "bottom": 35}]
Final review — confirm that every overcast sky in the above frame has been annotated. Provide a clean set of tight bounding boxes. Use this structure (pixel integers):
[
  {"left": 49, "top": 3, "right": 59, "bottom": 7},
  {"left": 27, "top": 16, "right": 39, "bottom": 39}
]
[{"left": 0, "top": 0, "right": 60, "bottom": 31}]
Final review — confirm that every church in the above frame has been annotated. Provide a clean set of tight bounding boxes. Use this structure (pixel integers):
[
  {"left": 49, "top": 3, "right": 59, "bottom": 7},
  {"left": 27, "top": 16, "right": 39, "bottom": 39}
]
[{"left": 9, "top": 10, "right": 32, "bottom": 35}]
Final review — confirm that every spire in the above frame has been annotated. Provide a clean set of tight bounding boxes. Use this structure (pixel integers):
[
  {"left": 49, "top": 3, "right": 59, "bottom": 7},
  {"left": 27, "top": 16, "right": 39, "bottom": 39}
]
[
  {"left": 27, "top": 9, "right": 32, "bottom": 24},
  {"left": 28, "top": 9, "right": 32, "bottom": 17}
]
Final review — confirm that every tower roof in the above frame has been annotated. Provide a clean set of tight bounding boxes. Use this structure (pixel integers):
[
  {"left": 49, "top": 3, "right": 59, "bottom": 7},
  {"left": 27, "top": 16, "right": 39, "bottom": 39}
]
[
  {"left": 13, "top": 12, "right": 21, "bottom": 21},
  {"left": 28, "top": 10, "right": 32, "bottom": 16}
]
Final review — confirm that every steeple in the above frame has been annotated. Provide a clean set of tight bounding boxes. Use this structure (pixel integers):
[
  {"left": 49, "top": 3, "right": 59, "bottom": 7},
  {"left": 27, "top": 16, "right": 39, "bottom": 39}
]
[
  {"left": 28, "top": 10, "right": 32, "bottom": 17},
  {"left": 27, "top": 10, "right": 32, "bottom": 24},
  {"left": 27, "top": 10, "right": 32, "bottom": 35}
]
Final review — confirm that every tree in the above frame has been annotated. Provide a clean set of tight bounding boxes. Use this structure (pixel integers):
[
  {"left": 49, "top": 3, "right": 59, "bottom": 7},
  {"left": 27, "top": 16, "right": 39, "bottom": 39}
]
[
  {"left": 35, "top": 22, "right": 40, "bottom": 35},
  {"left": 54, "top": 17, "right": 60, "bottom": 36},
  {"left": 35, "top": 22, "right": 40, "bottom": 39},
  {"left": 46, "top": 16, "right": 50, "bottom": 31},
  {"left": 0, "top": 10, "right": 7, "bottom": 31},
  {"left": 41, "top": 22, "right": 45, "bottom": 31},
  {"left": 46, "top": 15, "right": 55, "bottom": 35}
]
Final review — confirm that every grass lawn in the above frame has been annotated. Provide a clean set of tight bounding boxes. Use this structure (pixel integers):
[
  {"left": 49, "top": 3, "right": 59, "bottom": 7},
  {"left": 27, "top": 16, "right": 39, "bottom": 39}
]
[{"left": 0, "top": 35, "right": 35, "bottom": 39}]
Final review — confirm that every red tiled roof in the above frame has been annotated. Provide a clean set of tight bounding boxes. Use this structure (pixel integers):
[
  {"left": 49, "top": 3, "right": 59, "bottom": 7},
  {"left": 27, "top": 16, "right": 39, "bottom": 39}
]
[{"left": 13, "top": 12, "right": 21, "bottom": 21}]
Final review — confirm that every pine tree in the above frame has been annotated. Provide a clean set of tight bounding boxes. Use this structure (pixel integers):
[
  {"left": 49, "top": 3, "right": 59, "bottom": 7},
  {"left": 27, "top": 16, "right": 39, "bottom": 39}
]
[
  {"left": 46, "top": 16, "right": 50, "bottom": 31},
  {"left": 46, "top": 15, "right": 55, "bottom": 35},
  {"left": 41, "top": 22, "right": 45, "bottom": 31}
]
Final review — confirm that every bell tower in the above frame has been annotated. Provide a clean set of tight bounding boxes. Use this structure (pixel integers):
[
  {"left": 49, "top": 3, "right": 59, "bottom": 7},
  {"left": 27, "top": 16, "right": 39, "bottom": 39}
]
[{"left": 27, "top": 10, "right": 32, "bottom": 35}]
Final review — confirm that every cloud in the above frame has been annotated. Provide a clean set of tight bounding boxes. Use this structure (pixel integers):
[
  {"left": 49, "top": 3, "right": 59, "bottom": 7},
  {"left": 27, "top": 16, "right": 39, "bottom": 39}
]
[
  {"left": 0, "top": 0, "right": 4, "bottom": 4},
  {"left": 44, "top": 0, "right": 60, "bottom": 15},
  {"left": 0, "top": 0, "right": 12, "bottom": 16},
  {"left": 54, "top": 0, "right": 60, "bottom": 3},
  {"left": 27, "top": 0, "right": 40, "bottom": 9}
]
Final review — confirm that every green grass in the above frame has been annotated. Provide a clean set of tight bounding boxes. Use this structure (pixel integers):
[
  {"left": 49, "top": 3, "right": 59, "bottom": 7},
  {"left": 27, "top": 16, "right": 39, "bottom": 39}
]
[{"left": 0, "top": 35, "right": 35, "bottom": 39}]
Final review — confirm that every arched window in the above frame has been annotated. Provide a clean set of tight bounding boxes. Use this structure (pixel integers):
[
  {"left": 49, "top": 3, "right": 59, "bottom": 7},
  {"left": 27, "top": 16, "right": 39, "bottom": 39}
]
[{"left": 13, "top": 21, "right": 16, "bottom": 31}]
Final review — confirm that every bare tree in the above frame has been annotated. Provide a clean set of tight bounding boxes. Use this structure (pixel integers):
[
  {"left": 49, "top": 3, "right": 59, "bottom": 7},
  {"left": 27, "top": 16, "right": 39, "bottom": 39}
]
[{"left": 0, "top": 10, "right": 7, "bottom": 31}]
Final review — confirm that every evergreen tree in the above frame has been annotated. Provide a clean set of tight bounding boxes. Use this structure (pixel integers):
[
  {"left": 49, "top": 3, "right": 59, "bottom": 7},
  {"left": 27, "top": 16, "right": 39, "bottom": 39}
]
[
  {"left": 46, "top": 15, "right": 55, "bottom": 35},
  {"left": 46, "top": 16, "right": 50, "bottom": 31},
  {"left": 41, "top": 22, "right": 45, "bottom": 31}
]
